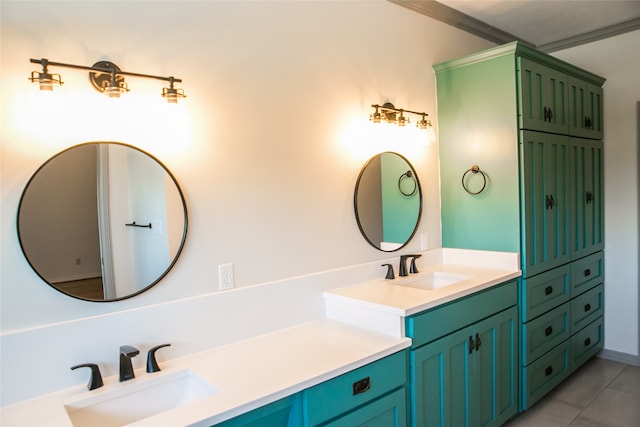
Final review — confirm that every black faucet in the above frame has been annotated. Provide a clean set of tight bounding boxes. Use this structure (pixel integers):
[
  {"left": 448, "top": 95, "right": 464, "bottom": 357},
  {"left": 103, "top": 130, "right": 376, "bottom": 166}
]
[
  {"left": 71, "top": 363, "right": 103, "bottom": 390},
  {"left": 381, "top": 264, "right": 395, "bottom": 280},
  {"left": 119, "top": 345, "right": 140, "bottom": 382},
  {"left": 147, "top": 343, "right": 171, "bottom": 373},
  {"left": 399, "top": 254, "right": 422, "bottom": 277}
]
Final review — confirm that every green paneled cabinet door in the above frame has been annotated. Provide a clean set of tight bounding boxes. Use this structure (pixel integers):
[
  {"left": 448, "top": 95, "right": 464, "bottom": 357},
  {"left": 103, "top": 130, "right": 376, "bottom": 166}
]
[
  {"left": 410, "top": 307, "right": 518, "bottom": 427},
  {"left": 568, "top": 77, "right": 603, "bottom": 139},
  {"left": 519, "top": 131, "right": 571, "bottom": 277},
  {"left": 320, "top": 388, "right": 407, "bottom": 427},
  {"left": 518, "top": 58, "right": 568, "bottom": 135},
  {"left": 215, "top": 394, "right": 302, "bottom": 427},
  {"left": 570, "top": 139, "right": 604, "bottom": 258}
]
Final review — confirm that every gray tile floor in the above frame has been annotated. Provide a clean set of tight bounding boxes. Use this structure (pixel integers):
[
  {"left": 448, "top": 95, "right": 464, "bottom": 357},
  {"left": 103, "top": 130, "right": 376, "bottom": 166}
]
[{"left": 508, "top": 357, "right": 640, "bottom": 427}]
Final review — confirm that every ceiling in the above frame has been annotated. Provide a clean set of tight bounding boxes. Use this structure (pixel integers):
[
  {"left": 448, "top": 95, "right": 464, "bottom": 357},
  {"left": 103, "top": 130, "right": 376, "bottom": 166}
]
[{"left": 389, "top": 0, "right": 640, "bottom": 52}]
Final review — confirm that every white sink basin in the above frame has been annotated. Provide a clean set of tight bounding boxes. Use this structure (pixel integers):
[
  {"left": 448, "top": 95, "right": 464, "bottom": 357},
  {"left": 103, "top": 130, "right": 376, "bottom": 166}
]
[
  {"left": 399, "top": 271, "right": 472, "bottom": 290},
  {"left": 64, "top": 369, "right": 217, "bottom": 427}
]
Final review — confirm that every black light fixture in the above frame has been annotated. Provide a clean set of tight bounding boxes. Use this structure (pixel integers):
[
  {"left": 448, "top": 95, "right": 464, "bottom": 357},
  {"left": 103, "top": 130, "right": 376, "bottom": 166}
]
[
  {"left": 29, "top": 58, "right": 186, "bottom": 103},
  {"left": 370, "top": 102, "right": 431, "bottom": 130}
]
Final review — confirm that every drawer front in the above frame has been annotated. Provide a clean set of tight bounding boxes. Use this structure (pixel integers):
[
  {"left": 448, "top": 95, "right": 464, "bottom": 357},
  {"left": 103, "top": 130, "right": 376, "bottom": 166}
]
[
  {"left": 571, "top": 251, "right": 604, "bottom": 296},
  {"left": 521, "top": 265, "right": 571, "bottom": 322},
  {"left": 522, "top": 302, "right": 570, "bottom": 365},
  {"left": 571, "top": 316, "right": 604, "bottom": 372},
  {"left": 571, "top": 283, "right": 604, "bottom": 333},
  {"left": 303, "top": 350, "right": 407, "bottom": 426},
  {"left": 522, "top": 340, "right": 571, "bottom": 410},
  {"left": 407, "top": 280, "right": 517, "bottom": 347},
  {"left": 321, "top": 387, "right": 406, "bottom": 427}
]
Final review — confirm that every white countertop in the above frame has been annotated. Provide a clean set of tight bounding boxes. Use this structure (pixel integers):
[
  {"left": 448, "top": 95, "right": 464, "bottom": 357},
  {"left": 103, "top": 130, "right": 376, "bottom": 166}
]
[
  {"left": 0, "top": 319, "right": 410, "bottom": 427},
  {"left": 1, "top": 249, "right": 520, "bottom": 426}
]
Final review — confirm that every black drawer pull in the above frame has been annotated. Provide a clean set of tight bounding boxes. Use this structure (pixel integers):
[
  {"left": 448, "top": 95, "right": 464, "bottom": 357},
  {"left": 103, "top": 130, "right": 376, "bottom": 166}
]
[
  {"left": 545, "top": 326, "right": 553, "bottom": 336},
  {"left": 352, "top": 377, "right": 371, "bottom": 396},
  {"left": 584, "top": 269, "right": 591, "bottom": 277},
  {"left": 584, "top": 338, "right": 592, "bottom": 347},
  {"left": 545, "top": 286, "right": 553, "bottom": 296},
  {"left": 545, "top": 366, "right": 553, "bottom": 376},
  {"left": 584, "top": 303, "right": 592, "bottom": 312}
]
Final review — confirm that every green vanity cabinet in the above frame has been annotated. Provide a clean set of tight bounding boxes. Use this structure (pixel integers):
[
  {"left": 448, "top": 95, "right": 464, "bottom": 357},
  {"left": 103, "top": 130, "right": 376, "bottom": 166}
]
[
  {"left": 406, "top": 281, "right": 519, "bottom": 427},
  {"left": 215, "top": 394, "right": 303, "bottom": 427},
  {"left": 215, "top": 350, "right": 408, "bottom": 427},
  {"left": 303, "top": 350, "right": 408, "bottom": 427},
  {"left": 434, "top": 41, "right": 605, "bottom": 413}
]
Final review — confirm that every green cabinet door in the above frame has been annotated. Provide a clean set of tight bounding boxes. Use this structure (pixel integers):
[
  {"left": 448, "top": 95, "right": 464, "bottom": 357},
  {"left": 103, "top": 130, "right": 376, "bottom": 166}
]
[
  {"left": 570, "top": 139, "right": 604, "bottom": 259},
  {"left": 520, "top": 131, "right": 571, "bottom": 277},
  {"left": 410, "top": 307, "right": 518, "bottom": 427},
  {"left": 518, "top": 58, "right": 568, "bottom": 135},
  {"left": 568, "top": 77, "right": 603, "bottom": 139},
  {"left": 411, "top": 326, "right": 473, "bottom": 427},
  {"left": 474, "top": 307, "right": 518, "bottom": 427}
]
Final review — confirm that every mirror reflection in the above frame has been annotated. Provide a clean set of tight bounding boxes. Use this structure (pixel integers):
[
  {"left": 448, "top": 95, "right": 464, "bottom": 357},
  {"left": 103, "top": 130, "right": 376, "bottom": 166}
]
[
  {"left": 354, "top": 152, "right": 422, "bottom": 251},
  {"left": 17, "top": 142, "right": 187, "bottom": 302}
]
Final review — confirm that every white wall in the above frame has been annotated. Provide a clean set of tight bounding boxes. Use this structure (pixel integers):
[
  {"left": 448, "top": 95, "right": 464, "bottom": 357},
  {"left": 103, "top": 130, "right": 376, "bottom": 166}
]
[
  {"left": 554, "top": 30, "right": 640, "bottom": 361},
  {"left": 1, "top": 0, "right": 494, "bottom": 404}
]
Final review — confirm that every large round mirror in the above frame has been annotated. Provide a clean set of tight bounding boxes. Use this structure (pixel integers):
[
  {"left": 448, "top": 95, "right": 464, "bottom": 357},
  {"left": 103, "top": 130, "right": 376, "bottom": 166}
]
[
  {"left": 17, "top": 142, "right": 187, "bottom": 302},
  {"left": 354, "top": 152, "right": 422, "bottom": 251}
]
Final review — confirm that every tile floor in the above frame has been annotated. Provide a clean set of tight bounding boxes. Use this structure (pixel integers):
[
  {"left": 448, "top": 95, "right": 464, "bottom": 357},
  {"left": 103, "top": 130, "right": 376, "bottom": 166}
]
[{"left": 508, "top": 357, "right": 640, "bottom": 427}]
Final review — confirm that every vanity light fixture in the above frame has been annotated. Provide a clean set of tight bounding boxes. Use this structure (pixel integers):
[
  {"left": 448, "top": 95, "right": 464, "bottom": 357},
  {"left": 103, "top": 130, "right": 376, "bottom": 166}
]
[
  {"left": 369, "top": 102, "right": 432, "bottom": 130},
  {"left": 29, "top": 58, "right": 186, "bottom": 103}
]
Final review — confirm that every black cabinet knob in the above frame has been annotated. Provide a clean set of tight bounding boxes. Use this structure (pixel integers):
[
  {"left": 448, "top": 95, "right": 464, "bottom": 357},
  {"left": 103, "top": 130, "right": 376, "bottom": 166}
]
[
  {"left": 545, "top": 326, "right": 553, "bottom": 337},
  {"left": 545, "top": 365, "right": 553, "bottom": 376},
  {"left": 545, "top": 286, "right": 553, "bottom": 296}
]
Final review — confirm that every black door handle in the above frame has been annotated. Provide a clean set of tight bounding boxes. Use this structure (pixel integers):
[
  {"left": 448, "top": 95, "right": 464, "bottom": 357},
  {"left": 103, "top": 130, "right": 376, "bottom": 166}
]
[
  {"left": 475, "top": 333, "right": 482, "bottom": 351},
  {"left": 352, "top": 377, "right": 371, "bottom": 395}
]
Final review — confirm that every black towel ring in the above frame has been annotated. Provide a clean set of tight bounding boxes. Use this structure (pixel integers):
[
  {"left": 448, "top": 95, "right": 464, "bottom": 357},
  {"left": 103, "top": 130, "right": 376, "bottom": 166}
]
[
  {"left": 462, "top": 165, "right": 487, "bottom": 195},
  {"left": 398, "top": 170, "right": 417, "bottom": 196}
]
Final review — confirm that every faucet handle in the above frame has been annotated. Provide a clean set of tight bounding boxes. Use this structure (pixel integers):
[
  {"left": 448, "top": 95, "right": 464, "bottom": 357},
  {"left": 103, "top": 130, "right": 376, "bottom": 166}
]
[
  {"left": 147, "top": 343, "right": 171, "bottom": 373},
  {"left": 409, "top": 254, "right": 422, "bottom": 274},
  {"left": 71, "top": 363, "right": 103, "bottom": 390},
  {"left": 381, "top": 264, "right": 395, "bottom": 280}
]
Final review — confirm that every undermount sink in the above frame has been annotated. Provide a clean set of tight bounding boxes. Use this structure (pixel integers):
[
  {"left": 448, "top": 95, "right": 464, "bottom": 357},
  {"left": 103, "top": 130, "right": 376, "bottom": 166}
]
[
  {"left": 64, "top": 369, "right": 218, "bottom": 427},
  {"left": 399, "top": 271, "right": 472, "bottom": 290}
]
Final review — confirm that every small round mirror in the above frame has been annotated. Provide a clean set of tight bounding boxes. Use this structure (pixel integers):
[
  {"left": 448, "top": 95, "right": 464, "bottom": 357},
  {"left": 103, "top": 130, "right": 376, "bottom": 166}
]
[
  {"left": 354, "top": 152, "right": 422, "bottom": 251},
  {"left": 17, "top": 142, "right": 187, "bottom": 302}
]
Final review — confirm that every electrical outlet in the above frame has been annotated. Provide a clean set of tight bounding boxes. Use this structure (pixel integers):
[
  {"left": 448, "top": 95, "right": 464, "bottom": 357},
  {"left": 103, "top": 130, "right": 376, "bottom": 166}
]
[
  {"left": 420, "top": 233, "right": 429, "bottom": 251},
  {"left": 218, "top": 263, "right": 234, "bottom": 290}
]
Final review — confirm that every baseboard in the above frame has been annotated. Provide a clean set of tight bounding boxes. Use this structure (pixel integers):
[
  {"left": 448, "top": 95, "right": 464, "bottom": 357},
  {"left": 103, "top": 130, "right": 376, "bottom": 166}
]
[{"left": 598, "top": 348, "right": 640, "bottom": 366}]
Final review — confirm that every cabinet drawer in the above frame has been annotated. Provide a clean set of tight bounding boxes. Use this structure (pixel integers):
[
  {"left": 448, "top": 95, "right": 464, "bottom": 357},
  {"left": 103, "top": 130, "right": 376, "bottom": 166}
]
[
  {"left": 571, "top": 251, "right": 604, "bottom": 296},
  {"left": 521, "top": 265, "right": 571, "bottom": 322},
  {"left": 320, "top": 387, "right": 406, "bottom": 427},
  {"left": 571, "top": 284, "right": 604, "bottom": 333},
  {"left": 303, "top": 350, "right": 407, "bottom": 426},
  {"left": 522, "top": 340, "right": 571, "bottom": 410},
  {"left": 571, "top": 316, "right": 604, "bottom": 372},
  {"left": 522, "top": 303, "right": 570, "bottom": 365},
  {"left": 407, "top": 280, "right": 517, "bottom": 347}
]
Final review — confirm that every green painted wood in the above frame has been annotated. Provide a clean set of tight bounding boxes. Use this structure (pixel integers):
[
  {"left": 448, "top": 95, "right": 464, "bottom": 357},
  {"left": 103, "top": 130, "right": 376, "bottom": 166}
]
[
  {"left": 570, "top": 251, "right": 604, "bottom": 296},
  {"left": 406, "top": 281, "right": 517, "bottom": 348},
  {"left": 521, "top": 303, "right": 571, "bottom": 365},
  {"left": 216, "top": 394, "right": 302, "bottom": 427},
  {"left": 570, "top": 284, "right": 604, "bottom": 334},
  {"left": 410, "top": 326, "right": 473, "bottom": 427},
  {"left": 518, "top": 58, "right": 569, "bottom": 134},
  {"left": 570, "top": 316, "right": 604, "bottom": 372},
  {"left": 521, "top": 340, "right": 571, "bottom": 410},
  {"left": 474, "top": 307, "right": 518, "bottom": 427},
  {"left": 436, "top": 52, "right": 521, "bottom": 253},
  {"left": 303, "top": 351, "right": 407, "bottom": 426},
  {"left": 570, "top": 140, "right": 604, "bottom": 259},
  {"left": 519, "top": 131, "right": 571, "bottom": 277},
  {"left": 433, "top": 42, "right": 605, "bottom": 87},
  {"left": 520, "top": 265, "right": 571, "bottom": 322},
  {"left": 321, "top": 388, "right": 407, "bottom": 427},
  {"left": 568, "top": 78, "right": 604, "bottom": 139}
]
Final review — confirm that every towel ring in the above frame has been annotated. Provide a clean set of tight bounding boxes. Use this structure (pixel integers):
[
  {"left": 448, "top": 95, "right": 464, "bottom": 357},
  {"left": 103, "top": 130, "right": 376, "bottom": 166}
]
[
  {"left": 462, "top": 165, "right": 487, "bottom": 195},
  {"left": 398, "top": 170, "right": 417, "bottom": 196}
]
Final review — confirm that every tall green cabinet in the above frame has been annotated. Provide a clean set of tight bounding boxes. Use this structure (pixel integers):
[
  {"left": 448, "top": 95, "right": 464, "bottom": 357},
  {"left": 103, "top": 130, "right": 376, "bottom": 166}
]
[{"left": 434, "top": 42, "right": 605, "bottom": 411}]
